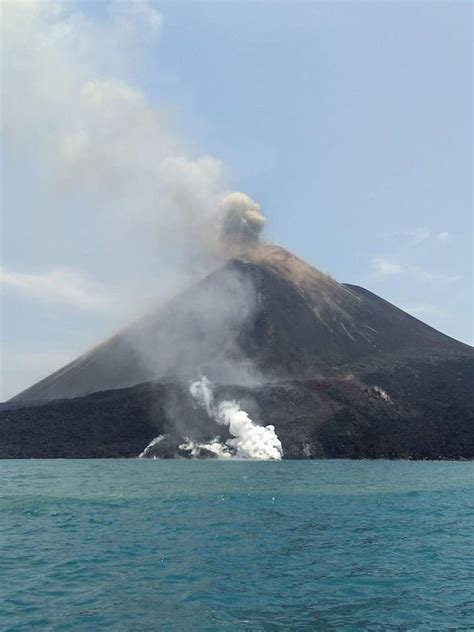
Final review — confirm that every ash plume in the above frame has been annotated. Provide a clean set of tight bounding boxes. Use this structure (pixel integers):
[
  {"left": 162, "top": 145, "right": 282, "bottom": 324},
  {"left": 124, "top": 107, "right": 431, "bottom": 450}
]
[
  {"left": 220, "top": 192, "right": 266, "bottom": 247},
  {"left": 3, "top": 0, "right": 270, "bottom": 440},
  {"left": 2, "top": 1, "right": 266, "bottom": 288}
]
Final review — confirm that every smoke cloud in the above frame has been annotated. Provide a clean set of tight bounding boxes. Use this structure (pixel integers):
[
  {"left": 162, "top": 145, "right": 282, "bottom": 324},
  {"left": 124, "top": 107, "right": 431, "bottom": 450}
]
[
  {"left": 220, "top": 192, "right": 266, "bottom": 246},
  {"left": 188, "top": 376, "right": 283, "bottom": 460},
  {"left": 137, "top": 377, "right": 283, "bottom": 460},
  {"left": 2, "top": 1, "right": 265, "bottom": 280},
  {"left": 2, "top": 1, "right": 270, "bottom": 415},
  {"left": 126, "top": 261, "right": 261, "bottom": 387}
]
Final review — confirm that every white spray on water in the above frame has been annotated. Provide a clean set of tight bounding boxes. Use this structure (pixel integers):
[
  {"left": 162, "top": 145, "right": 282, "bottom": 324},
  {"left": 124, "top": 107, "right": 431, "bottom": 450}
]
[
  {"left": 138, "top": 434, "right": 165, "bottom": 458},
  {"left": 178, "top": 438, "right": 232, "bottom": 459},
  {"left": 137, "top": 377, "right": 283, "bottom": 459},
  {"left": 188, "top": 376, "right": 283, "bottom": 460}
]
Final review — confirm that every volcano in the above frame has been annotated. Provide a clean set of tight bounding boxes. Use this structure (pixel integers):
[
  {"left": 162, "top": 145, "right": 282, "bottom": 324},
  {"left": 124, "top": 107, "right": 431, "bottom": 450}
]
[{"left": 1, "top": 245, "right": 473, "bottom": 459}]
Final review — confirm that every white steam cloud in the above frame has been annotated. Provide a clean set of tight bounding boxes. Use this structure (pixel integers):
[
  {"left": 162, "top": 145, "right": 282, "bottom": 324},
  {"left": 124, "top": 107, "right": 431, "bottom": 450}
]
[
  {"left": 2, "top": 1, "right": 269, "bottom": 406},
  {"left": 178, "top": 438, "right": 233, "bottom": 460},
  {"left": 2, "top": 1, "right": 265, "bottom": 277},
  {"left": 139, "top": 434, "right": 165, "bottom": 459},
  {"left": 188, "top": 376, "right": 283, "bottom": 460}
]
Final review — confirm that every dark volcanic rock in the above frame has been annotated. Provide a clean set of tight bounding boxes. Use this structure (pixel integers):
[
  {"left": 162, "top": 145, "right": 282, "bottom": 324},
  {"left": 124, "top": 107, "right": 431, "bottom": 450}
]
[
  {"left": 2, "top": 244, "right": 473, "bottom": 459},
  {"left": 0, "top": 359, "right": 472, "bottom": 459},
  {"left": 11, "top": 245, "right": 471, "bottom": 404}
]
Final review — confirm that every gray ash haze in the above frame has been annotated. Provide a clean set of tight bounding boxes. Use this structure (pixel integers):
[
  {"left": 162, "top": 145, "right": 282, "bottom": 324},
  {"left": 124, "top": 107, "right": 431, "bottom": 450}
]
[
  {"left": 124, "top": 261, "right": 262, "bottom": 387},
  {"left": 1, "top": 1, "right": 269, "bottom": 398},
  {"left": 1, "top": 1, "right": 471, "bottom": 401},
  {"left": 2, "top": 2, "right": 265, "bottom": 270}
]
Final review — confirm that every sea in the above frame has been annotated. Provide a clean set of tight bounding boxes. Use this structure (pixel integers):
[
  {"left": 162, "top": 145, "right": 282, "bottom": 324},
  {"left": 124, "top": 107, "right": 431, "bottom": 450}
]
[{"left": 1, "top": 460, "right": 473, "bottom": 631}]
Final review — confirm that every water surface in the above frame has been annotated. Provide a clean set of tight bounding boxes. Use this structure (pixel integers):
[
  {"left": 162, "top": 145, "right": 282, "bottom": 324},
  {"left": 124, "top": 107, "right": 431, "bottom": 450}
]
[{"left": 1, "top": 460, "right": 473, "bottom": 630}]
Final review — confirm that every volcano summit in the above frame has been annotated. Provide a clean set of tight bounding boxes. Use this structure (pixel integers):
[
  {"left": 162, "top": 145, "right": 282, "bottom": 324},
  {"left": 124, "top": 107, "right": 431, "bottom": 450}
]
[{"left": 1, "top": 245, "right": 473, "bottom": 459}]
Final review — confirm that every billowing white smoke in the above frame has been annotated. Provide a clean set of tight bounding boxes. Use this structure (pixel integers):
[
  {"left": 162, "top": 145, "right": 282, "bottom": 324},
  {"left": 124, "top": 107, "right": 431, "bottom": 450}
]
[
  {"left": 189, "top": 377, "right": 283, "bottom": 460},
  {"left": 178, "top": 438, "right": 232, "bottom": 459},
  {"left": 216, "top": 401, "right": 282, "bottom": 460},
  {"left": 2, "top": 1, "right": 265, "bottom": 290}
]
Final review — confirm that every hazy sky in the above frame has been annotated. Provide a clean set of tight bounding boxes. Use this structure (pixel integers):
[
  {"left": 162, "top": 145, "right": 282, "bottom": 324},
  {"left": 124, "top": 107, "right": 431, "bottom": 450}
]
[{"left": 1, "top": 0, "right": 472, "bottom": 400}]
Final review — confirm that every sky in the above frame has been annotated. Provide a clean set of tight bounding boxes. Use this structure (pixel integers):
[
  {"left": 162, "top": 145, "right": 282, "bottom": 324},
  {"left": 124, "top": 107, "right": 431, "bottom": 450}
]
[{"left": 1, "top": 0, "right": 472, "bottom": 401}]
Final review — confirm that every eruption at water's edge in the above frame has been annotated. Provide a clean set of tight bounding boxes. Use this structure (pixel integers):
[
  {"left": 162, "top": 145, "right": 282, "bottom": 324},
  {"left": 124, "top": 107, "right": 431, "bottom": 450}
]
[{"left": 139, "top": 376, "right": 283, "bottom": 460}]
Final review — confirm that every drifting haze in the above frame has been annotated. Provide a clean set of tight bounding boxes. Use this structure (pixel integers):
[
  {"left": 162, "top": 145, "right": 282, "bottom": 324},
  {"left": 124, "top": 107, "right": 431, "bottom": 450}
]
[
  {"left": 1, "top": 0, "right": 267, "bottom": 399},
  {"left": 2, "top": 1, "right": 265, "bottom": 270},
  {"left": 1, "top": 1, "right": 471, "bottom": 400}
]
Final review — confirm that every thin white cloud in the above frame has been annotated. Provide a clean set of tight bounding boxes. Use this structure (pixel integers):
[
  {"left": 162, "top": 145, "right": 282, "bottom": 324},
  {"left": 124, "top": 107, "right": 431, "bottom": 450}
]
[
  {"left": 436, "top": 231, "right": 452, "bottom": 242},
  {"left": 382, "top": 228, "right": 454, "bottom": 246},
  {"left": 370, "top": 257, "right": 461, "bottom": 283},
  {"left": 370, "top": 258, "right": 403, "bottom": 276},
  {"left": 8, "top": 348, "right": 74, "bottom": 373},
  {"left": 0, "top": 344, "right": 80, "bottom": 401},
  {"left": 398, "top": 228, "right": 432, "bottom": 246},
  {"left": 0, "top": 266, "right": 114, "bottom": 312},
  {"left": 405, "top": 265, "right": 461, "bottom": 283}
]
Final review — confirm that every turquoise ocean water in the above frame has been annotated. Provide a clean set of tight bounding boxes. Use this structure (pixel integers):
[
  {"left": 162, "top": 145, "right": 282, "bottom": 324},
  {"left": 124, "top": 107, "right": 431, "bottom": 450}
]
[{"left": 1, "top": 460, "right": 473, "bottom": 630}]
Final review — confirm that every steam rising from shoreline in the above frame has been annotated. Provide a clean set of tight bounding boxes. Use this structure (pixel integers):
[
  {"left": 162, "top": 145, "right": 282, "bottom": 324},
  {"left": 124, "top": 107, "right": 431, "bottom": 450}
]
[
  {"left": 137, "top": 376, "right": 282, "bottom": 460},
  {"left": 139, "top": 434, "right": 165, "bottom": 459},
  {"left": 188, "top": 376, "right": 283, "bottom": 460}
]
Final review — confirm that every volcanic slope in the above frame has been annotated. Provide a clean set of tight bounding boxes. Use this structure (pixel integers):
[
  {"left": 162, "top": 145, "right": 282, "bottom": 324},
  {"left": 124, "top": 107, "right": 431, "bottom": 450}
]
[
  {"left": 3, "top": 245, "right": 473, "bottom": 459},
  {"left": 10, "top": 244, "right": 472, "bottom": 403}
]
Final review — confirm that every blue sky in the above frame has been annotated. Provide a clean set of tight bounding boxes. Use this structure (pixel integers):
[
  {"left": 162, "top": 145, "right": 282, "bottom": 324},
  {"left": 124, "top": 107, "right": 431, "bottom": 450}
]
[{"left": 1, "top": 1, "right": 472, "bottom": 400}]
